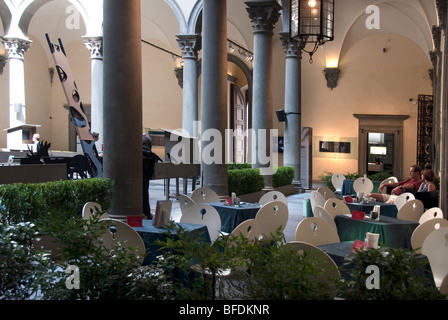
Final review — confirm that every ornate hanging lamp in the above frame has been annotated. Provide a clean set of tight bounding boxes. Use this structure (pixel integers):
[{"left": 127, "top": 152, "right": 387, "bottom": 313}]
[{"left": 290, "top": 0, "right": 335, "bottom": 63}]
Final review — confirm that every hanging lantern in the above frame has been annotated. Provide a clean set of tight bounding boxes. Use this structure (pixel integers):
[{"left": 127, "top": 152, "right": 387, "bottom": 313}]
[{"left": 290, "top": 0, "right": 335, "bottom": 62}]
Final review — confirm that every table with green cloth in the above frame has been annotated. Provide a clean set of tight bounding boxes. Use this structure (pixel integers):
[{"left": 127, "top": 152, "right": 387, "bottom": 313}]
[
  {"left": 341, "top": 179, "right": 381, "bottom": 196},
  {"left": 133, "top": 220, "right": 211, "bottom": 266},
  {"left": 346, "top": 201, "right": 398, "bottom": 218},
  {"left": 210, "top": 202, "right": 261, "bottom": 233},
  {"left": 334, "top": 215, "right": 419, "bottom": 249},
  {"left": 318, "top": 240, "right": 435, "bottom": 285}
]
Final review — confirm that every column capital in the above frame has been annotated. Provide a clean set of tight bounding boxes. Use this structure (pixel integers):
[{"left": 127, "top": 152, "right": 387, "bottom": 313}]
[
  {"left": 1, "top": 37, "right": 31, "bottom": 60},
  {"left": 245, "top": 1, "right": 281, "bottom": 34},
  {"left": 83, "top": 36, "right": 103, "bottom": 60},
  {"left": 279, "top": 32, "right": 302, "bottom": 58},
  {"left": 176, "top": 34, "right": 201, "bottom": 59}
]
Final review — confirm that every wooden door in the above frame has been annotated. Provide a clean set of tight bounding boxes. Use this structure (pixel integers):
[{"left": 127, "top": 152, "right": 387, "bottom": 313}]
[{"left": 231, "top": 84, "right": 246, "bottom": 163}]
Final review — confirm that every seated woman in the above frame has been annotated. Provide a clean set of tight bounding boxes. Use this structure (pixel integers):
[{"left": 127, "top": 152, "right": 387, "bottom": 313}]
[{"left": 418, "top": 169, "right": 436, "bottom": 192}]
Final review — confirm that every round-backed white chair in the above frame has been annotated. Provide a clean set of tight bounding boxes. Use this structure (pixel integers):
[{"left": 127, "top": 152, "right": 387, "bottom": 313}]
[
  {"left": 191, "top": 187, "right": 221, "bottom": 203},
  {"left": 82, "top": 202, "right": 109, "bottom": 220},
  {"left": 419, "top": 207, "right": 444, "bottom": 224},
  {"left": 284, "top": 241, "right": 341, "bottom": 281},
  {"left": 379, "top": 176, "right": 398, "bottom": 194},
  {"left": 397, "top": 199, "right": 424, "bottom": 222},
  {"left": 99, "top": 218, "right": 146, "bottom": 263},
  {"left": 180, "top": 204, "right": 222, "bottom": 242},
  {"left": 331, "top": 173, "right": 345, "bottom": 196},
  {"left": 421, "top": 227, "right": 448, "bottom": 288},
  {"left": 255, "top": 201, "right": 289, "bottom": 240},
  {"left": 294, "top": 217, "right": 340, "bottom": 246},
  {"left": 313, "top": 205, "right": 337, "bottom": 230},
  {"left": 317, "top": 186, "right": 337, "bottom": 200},
  {"left": 353, "top": 176, "right": 374, "bottom": 196},
  {"left": 394, "top": 192, "right": 415, "bottom": 210},
  {"left": 309, "top": 190, "right": 326, "bottom": 215},
  {"left": 230, "top": 218, "right": 261, "bottom": 241},
  {"left": 411, "top": 218, "right": 448, "bottom": 253},
  {"left": 258, "top": 190, "right": 287, "bottom": 205},
  {"left": 324, "top": 198, "right": 351, "bottom": 219},
  {"left": 178, "top": 194, "right": 195, "bottom": 215}
]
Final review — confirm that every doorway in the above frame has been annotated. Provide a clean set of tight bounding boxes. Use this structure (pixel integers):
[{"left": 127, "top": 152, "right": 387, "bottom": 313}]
[
  {"left": 355, "top": 114, "right": 409, "bottom": 178},
  {"left": 231, "top": 84, "right": 247, "bottom": 163}
]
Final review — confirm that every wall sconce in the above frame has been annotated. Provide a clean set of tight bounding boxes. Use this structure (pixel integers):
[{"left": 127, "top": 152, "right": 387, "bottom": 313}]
[
  {"left": 324, "top": 67, "right": 339, "bottom": 90},
  {"left": 0, "top": 54, "right": 7, "bottom": 75},
  {"left": 49, "top": 67, "right": 55, "bottom": 87}
]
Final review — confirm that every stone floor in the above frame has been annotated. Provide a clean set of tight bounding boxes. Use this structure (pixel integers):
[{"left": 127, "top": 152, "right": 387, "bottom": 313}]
[{"left": 147, "top": 178, "right": 322, "bottom": 243}]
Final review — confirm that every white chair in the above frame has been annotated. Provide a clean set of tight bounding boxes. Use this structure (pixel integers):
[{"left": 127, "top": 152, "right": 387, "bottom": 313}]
[
  {"left": 353, "top": 176, "right": 374, "bottom": 195},
  {"left": 309, "top": 190, "right": 326, "bottom": 215},
  {"left": 255, "top": 201, "right": 289, "bottom": 240},
  {"left": 331, "top": 173, "right": 345, "bottom": 196},
  {"left": 99, "top": 218, "right": 146, "bottom": 264},
  {"left": 258, "top": 190, "right": 287, "bottom": 205},
  {"left": 379, "top": 176, "right": 398, "bottom": 194},
  {"left": 317, "top": 186, "right": 337, "bottom": 200},
  {"left": 324, "top": 198, "right": 351, "bottom": 219},
  {"left": 178, "top": 194, "right": 195, "bottom": 215},
  {"left": 411, "top": 218, "right": 448, "bottom": 253},
  {"left": 284, "top": 241, "right": 341, "bottom": 281},
  {"left": 397, "top": 199, "right": 424, "bottom": 222},
  {"left": 180, "top": 204, "right": 222, "bottom": 242},
  {"left": 294, "top": 217, "right": 340, "bottom": 246},
  {"left": 422, "top": 226, "right": 448, "bottom": 288},
  {"left": 82, "top": 202, "right": 109, "bottom": 220},
  {"left": 419, "top": 207, "right": 444, "bottom": 224},
  {"left": 394, "top": 192, "right": 415, "bottom": 210},
  {"left": 313, "top": 205, "right": 337, "bottom": 230},
  {"left": 190, "top": 187, "right": 221, "bottom": 203},
  {"left": 230, "top": 219, "right": 261, "bottom": 241}
]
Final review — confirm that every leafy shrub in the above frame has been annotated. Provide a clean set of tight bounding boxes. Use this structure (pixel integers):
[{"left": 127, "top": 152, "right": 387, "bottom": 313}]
[
  {"left": 0, "top": 178, "right": 113, "bottom": 224},
  {"left": 273, "top": 166, "right": 294, "bottom": 188},
  {"left": 228, "top": 168, "right": 265, "bottom": 195}
]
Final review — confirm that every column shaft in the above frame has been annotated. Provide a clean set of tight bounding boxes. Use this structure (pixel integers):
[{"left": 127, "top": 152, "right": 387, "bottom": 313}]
[
  {"left": 201, "top": 0, "right": 228, "bottom": 196},
  {"left": 103, "top": 0, "right": 143, "bottom": 219}
]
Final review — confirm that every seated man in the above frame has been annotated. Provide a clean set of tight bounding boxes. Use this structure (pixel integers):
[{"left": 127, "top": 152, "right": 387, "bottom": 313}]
[{"left": 369, "top": 165, "right": 423, "bottom": 203}]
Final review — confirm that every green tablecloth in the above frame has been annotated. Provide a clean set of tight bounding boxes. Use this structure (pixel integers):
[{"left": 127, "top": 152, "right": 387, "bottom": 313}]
[
  {"left": 210, "top": 202, "right": 261, "bottom": 233},
  {"left": 346, "top": 202, "right": 398, "bottom": 218},
  {"left": 334, "top": 215, "right": 418, "bottom": 249},
  {"left": 134, "top": 220, "right": 211, "bottom": 265}
]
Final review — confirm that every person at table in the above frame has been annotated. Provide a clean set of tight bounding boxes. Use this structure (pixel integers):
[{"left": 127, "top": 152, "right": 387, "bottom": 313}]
[
  {"left": 368, "top": 165, "right": 423, "bottom": 203},
  {"left": 417, "top": 169, "right": 436, "bottom": 192},
  {"left": 143, "top": 134, "right": 163, "bottom": 219}
]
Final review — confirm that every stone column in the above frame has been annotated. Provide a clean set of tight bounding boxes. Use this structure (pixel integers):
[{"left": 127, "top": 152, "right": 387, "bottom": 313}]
[
  {"left": 280, "top": 32, "right": 303, "bottom": 193},
  {"left": 1, "top": 37, "right": 31, "bottom": 128},
  {"left": 201, "top": 0, "right": 228, "bottom": 197},
  {"left": 84, "top": 36, "right": 104, "bottom": 151},
  {"left": 103, "top": 0, "right": 143, "bottom": 220},
  {"left": 176, "top": 34, "right": 201, "bottom": 139},
  {"left": 245, "top": 0, "right": 281, "bottom": 189}
]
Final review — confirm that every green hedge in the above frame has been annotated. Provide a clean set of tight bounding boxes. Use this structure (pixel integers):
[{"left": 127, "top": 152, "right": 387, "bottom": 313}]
[
  {"left": 0, "top": 178, "right": 114, "bottom": 224},
  {"left": 227, "top": 164, "right": 295, "bottom": 195}
]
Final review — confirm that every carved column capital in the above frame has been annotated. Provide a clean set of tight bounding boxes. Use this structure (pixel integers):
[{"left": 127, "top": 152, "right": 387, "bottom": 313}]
[
  {"left": 279, "top": 32, "right": 302, "bottom": 58},
  {"left": 245, "top": 1, "right": 281, "bottom": 34},
  {"left": 1, "top": 37, "right": 31, "bottom": 60},
  {"left": 83, "top": 36, "right": 103, "bottom": 60},
  {"left": 176, "top": 34, "right": 201, "bottom": 59}
]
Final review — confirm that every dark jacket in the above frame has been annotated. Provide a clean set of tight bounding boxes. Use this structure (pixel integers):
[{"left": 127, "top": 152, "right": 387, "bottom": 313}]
[{"left": 143, "top": 145, "right": 162, "bottom": 180}]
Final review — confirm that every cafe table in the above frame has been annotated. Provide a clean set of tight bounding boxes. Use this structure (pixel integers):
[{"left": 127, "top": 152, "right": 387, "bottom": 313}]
[
  {"left": 209, "top": 202, "right": 261, "bottom": 234},
  {"left": 346, "top": 201, "right": 398, "bottom": 218},
  {"left": 318, "top": 240, "right": 435, "bottom": 285},
  {"left": 334, "top": 214, "right": 419, "bottom": 249},
  {"left": 133, "top": 219, "right": 211, "bottom": 266}
]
